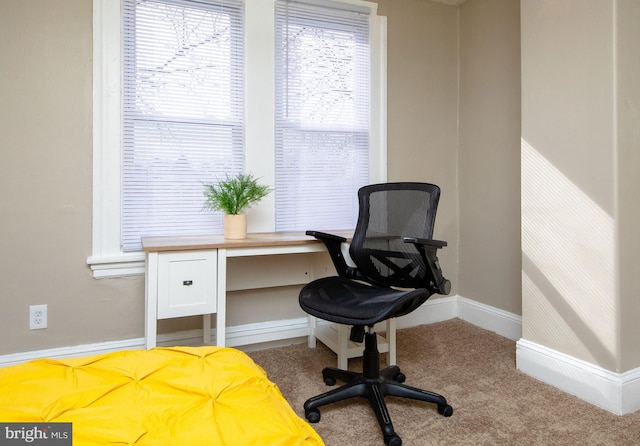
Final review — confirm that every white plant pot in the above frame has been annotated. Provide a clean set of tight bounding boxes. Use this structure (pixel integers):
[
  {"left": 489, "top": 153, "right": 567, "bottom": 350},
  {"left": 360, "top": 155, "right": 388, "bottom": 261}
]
[{"left": 224, "top": 214, "right": 247, "bottom": 239}]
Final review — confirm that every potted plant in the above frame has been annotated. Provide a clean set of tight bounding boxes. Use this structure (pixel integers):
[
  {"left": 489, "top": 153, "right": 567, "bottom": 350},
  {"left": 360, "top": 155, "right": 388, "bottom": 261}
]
[{"left": 203, "top": 173, "right": 272, "bottom": 239}]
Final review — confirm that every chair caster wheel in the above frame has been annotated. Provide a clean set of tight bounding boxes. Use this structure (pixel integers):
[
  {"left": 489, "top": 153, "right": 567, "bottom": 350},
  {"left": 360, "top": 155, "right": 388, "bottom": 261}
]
[
  {"left": 305, "top": 409, "right": 321, "bottom": 423},
  {"left": 323, "top": 376, "right": 336, "bottom": 386},
  {"left": 385, "top": 434, "right": 402, "bottom": 446},
  {"left": 438, "top": 404, "right": 453, "bottom": 417},
  {"left": 393, "top": 372, "right": 406, "bottom": 383}
]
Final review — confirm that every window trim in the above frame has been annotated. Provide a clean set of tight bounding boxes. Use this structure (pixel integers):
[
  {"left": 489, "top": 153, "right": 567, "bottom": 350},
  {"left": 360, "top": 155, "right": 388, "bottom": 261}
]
[{"left": 88, "top": 0, "right": 386, "bottom": 278}]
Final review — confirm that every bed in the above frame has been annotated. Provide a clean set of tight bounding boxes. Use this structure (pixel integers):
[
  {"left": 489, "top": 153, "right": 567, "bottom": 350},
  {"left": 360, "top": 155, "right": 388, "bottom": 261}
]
[{"left": 0, "top": 346, "right": 323, "bottom": 445}]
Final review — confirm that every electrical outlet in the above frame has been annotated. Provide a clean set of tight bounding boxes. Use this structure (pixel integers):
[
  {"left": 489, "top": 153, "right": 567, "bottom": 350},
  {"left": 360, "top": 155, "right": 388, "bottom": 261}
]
[{"left": 29, "top": 304, "right": 47, "bottom": 330}]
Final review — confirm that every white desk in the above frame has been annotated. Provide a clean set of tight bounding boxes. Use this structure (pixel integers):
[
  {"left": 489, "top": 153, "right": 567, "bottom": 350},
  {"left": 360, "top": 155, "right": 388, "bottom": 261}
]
[
  {"left": 142, "top": 231, "right": 347, "bottom": 349},
  {"left": 142, "top": 231, "right": 395, "bottom": 368}
]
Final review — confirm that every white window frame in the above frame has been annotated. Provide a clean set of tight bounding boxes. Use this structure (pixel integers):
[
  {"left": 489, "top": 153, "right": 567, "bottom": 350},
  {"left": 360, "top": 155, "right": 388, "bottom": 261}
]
[{"left": 88, "top": 0, "right": 386, "bottom": 278}]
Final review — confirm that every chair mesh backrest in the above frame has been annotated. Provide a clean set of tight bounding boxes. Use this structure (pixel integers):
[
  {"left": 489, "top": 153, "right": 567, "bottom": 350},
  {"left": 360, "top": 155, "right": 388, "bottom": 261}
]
[{"left": 349, "top": 183, "right": 440, "bottom": 289}]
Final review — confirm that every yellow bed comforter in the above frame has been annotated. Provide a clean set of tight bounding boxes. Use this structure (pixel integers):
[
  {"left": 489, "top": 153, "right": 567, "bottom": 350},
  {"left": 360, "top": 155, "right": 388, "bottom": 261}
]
[{"left": 0, "top": 346, "right": 323, "bottom": 445}]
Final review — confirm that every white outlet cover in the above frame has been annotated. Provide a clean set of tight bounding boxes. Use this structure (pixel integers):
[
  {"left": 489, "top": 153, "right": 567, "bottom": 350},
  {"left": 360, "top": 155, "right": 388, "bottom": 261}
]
[{"left": 29, "top": 304, "right": 47, "bottom": 330}]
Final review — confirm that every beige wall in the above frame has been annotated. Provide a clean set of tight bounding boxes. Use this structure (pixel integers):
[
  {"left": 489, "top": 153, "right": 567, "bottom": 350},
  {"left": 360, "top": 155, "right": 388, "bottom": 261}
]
[
  {"left": 377, "top": 0, "right": 459, "bottom": 286},
  {"left": 458, "top": 0, "right": 522, "bottom": 314},
  {"left": 0, "top": 0, "right": 148, "bottom": 354},
  {"left": 521, "top": 0, "right": 640, "bottom": 373},
  {"left": 0, "top": 0, "right": 473, "bottom": 356},
  {"left": 616, "top": 0, "right": 640, "bottom": 372}
]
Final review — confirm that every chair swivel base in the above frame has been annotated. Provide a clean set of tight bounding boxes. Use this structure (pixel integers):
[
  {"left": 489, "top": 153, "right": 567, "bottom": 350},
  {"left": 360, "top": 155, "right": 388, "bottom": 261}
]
[{"left": 303, "top": 331, "right": 453, "bottom": 446}]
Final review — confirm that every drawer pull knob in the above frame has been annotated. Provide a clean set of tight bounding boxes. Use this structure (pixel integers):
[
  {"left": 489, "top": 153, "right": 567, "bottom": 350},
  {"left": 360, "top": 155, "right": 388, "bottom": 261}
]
[{"left": 183, "top": 280, "right": 193, "bottom": 286}]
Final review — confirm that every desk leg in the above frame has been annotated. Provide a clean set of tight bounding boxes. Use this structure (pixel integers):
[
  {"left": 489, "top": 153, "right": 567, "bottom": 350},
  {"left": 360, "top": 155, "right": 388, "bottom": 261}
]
[
  {"left": 203, "top": 314, "right": 211, "bottom": 344},
  {"left": 308, "top": 316, "right": 317, "bottom": 348},
  {"left": 337, "top": 324, "right": 351, "bottom": 370},
  {"left": 145, "top": 252, "right": 158, "bottom": 349},
  {"left": 216, "top": 248, "right": 227, "bottom": 347},
  {"left": 387, "top": 318, "right": 397, "bottom": 366}
]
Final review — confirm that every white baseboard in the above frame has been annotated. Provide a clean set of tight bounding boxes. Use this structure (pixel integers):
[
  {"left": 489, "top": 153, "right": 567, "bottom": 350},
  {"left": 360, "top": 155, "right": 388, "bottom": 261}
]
[
  {"left": 0, "top": 338, "right": 144, "bottom": 368},
  {"left": 0, "top": 295, "right": 503, "bottom": 367},
  {"left": 457, "top": 296, "right": 522, "bottom": 341},
  {"left": 516, "top": 338, "right": 640, "bottom": 415},
  {"left": 223, "top": 318, "right": 309, "bottom": 348},
  {"left": 4, "top": 294, "right": 640, "bottom": 416},
  {"left": 0, "top": 318, "right": 310, "bottom": 368},
  {"left": 395, "top": 295, "right": 458, "bottom": 329}
]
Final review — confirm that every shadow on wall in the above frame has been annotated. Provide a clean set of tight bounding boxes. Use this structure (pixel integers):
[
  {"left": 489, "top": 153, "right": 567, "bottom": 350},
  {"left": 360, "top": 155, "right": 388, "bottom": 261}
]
[{"left": 521, "top": 138, "right": 616, "bottom": 367}]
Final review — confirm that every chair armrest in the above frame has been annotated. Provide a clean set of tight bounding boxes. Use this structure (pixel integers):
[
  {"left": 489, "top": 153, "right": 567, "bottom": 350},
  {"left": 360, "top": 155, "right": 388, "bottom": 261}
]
[
  {"left": 402, "top": 237, "right": 447, "bottom": 248},
  {"left": 306, "top": 231, "right": 354, "bottom": 278},
  {"left": 403, "top": 237, "right": 451, "bottom": 295},
  {"left": 307, "top": 230, "right": 347, "bottom": 244}
]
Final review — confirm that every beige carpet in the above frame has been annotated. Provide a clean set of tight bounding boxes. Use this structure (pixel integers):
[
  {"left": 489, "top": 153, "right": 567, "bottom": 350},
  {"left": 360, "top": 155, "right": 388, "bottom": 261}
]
[{"left": 247, "top": 319, "right": 640, "bottom": 445}]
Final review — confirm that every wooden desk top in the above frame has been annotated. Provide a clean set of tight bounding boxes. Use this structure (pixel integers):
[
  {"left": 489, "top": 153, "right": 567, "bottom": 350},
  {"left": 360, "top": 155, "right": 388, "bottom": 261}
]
[{"left": 141, "top": 230, "right": 353, "bottom": 252}]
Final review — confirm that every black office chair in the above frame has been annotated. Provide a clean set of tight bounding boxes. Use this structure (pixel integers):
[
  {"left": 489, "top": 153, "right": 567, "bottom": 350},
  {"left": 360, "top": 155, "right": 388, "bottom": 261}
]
[{"left": 300, "top": 182, "right": 453, "bottom": 446}]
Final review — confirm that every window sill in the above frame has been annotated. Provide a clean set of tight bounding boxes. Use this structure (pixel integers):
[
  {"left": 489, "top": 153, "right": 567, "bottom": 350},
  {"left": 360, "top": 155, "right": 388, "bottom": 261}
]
[{"left": 87, "top": 252, "right": 146, "bottom": 278}]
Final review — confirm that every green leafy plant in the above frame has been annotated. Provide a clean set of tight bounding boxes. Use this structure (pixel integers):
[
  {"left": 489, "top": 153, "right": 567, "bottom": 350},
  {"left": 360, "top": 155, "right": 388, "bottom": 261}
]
[{"left": 203, "top": 173, "right": 272, "bottom": 215}]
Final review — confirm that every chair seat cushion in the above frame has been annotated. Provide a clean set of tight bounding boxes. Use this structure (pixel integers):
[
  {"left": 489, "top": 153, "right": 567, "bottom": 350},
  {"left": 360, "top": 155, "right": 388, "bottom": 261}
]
[
  {"left": 299, "top": 276, "right": 430, "bottom": 326},
  {"left": 0, "top": 346, "right": 323, "bottom": 446}
]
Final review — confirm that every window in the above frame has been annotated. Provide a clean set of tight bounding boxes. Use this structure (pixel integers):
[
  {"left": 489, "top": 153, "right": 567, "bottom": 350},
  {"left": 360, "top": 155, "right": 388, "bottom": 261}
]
[
  {"left": 274, "top": 0, "right": 371, "bottom": 231},
  {"left": 89, "top": 0, "right": 386, "bottom": 277},
  {"left": 121, "top": 0, "right": 244, "bottom": 252},
  {"left": 122, "top": 0, "right": 244, "bottom": 252}
]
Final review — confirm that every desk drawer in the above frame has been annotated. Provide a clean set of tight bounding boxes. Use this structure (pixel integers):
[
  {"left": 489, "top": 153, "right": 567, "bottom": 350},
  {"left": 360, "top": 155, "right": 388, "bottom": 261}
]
[{"left": 157, "top": 251, "right": 217, "bottom": 319}]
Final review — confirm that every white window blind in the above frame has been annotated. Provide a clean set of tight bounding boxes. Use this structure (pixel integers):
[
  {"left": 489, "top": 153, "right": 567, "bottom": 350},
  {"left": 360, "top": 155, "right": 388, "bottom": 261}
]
[
  {"left": 274, "top": 0, "right": 371, "bottom": 231},
  {"left": 121, "top": 0, "right": 243, "bottom": 252}
]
